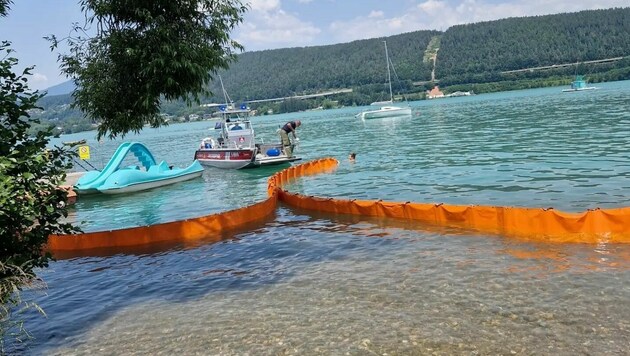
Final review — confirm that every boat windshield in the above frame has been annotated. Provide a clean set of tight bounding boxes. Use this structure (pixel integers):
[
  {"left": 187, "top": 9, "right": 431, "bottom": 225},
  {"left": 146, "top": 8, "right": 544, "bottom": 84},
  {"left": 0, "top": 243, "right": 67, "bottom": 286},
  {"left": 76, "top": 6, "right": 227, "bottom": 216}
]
[{"left": 226, "top": 121, "right": 252, "bottom": 131}]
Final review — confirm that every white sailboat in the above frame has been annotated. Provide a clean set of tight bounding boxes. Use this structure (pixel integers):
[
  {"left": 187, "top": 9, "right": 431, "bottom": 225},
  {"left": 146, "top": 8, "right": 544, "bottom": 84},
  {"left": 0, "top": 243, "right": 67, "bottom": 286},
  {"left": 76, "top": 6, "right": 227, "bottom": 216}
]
[{"left": 356, "top": 41, "right": 412, "bottom": 120}]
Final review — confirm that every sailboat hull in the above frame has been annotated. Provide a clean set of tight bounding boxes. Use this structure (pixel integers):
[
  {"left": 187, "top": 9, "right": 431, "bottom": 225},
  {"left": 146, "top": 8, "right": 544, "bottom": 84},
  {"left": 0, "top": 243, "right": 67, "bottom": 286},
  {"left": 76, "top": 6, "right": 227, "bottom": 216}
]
[
  {"left": 562, "top": 87, "right": 597, "bottom": 92},
  {"left": 358, "top": 106, "right": 412, "bottom": 120}
]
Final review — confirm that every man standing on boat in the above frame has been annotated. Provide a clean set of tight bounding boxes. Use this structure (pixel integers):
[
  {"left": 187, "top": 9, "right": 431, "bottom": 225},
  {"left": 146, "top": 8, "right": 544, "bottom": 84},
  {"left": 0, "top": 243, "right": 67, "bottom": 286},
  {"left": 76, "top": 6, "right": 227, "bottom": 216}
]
[{"left": 279, "top": 120, "right": 301, "bottom": 157}]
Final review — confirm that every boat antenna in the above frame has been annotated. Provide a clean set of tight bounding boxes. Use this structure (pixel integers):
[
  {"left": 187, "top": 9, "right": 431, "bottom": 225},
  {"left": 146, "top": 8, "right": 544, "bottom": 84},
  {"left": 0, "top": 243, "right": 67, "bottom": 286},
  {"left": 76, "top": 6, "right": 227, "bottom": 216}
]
[{"left": 384, "top": 40, "right": 394, "bottom": 103}]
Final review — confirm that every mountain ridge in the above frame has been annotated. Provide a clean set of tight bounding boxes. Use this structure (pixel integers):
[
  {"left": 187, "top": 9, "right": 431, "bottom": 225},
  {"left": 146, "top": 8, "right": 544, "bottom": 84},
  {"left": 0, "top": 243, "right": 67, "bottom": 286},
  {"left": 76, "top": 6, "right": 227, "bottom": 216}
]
[{"left": 35, "top": 7, "right": 630, "bottom": 134}]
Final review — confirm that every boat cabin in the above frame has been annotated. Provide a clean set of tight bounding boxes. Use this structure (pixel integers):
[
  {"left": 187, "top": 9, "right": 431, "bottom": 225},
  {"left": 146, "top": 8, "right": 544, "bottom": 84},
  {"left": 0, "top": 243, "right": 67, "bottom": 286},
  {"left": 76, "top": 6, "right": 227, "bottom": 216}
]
[
  {"left": 570, "top": 75, "right": 588, "bottom": 90},
  {"left": 200, "top": 107, "right": 256, "bottom": 150},
  {"left": 222, "top": 119, "right": 254, "bottom": 148}
]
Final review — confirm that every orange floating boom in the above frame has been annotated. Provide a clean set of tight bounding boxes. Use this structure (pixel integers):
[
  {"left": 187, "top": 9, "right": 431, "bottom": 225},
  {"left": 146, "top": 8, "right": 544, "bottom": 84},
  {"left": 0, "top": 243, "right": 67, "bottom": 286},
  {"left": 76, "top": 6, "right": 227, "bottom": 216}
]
[
  {"left": 272, "top": 158, "right": 630, "bottom": 244},
  {"left": 48, "top": 157, "right": 630, "bottom": 258},
  {"left": 48, "top": 194, "right": 277, "bottom": 253}
]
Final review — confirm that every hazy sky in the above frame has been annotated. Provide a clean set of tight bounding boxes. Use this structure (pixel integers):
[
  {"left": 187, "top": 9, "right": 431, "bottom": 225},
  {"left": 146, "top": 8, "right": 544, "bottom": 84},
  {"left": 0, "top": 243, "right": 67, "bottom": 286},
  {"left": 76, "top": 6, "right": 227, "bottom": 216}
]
[{"left": 1, "top": 0, "right": 627, "bottom": 90}]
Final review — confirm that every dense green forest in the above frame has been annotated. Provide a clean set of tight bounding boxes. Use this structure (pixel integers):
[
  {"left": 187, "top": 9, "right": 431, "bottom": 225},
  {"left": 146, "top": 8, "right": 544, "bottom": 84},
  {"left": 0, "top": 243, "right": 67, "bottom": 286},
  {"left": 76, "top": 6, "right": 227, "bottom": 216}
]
[
  {"left": 31, "top": 7, "right": 630, "bottom": 135},
  {"left": 436, "top": 7, "right": 630, "bottom": 85},
  {"left": 211, "top": 30, "right": 438, "bottom": 101}
]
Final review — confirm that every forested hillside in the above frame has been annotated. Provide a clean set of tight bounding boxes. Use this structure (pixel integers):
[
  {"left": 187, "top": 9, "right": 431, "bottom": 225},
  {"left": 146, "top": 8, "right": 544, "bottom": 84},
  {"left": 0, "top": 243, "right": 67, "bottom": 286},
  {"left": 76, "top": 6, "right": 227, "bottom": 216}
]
[
  {"left": 206, "top": 30, "right": 438, "bottom": 102},
  {"left": 33, "top": 7, "right": 630, "bottom": 134},
  {"left": 436, "top": 7, "right": 630, "bottom": 85}
]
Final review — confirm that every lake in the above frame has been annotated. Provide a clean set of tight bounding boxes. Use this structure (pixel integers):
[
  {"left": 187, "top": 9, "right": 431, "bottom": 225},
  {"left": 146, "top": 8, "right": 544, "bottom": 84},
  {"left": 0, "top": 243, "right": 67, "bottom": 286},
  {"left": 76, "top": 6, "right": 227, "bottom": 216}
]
[{"left": 21, "top": 80, "right": 630, "bottom": 354}]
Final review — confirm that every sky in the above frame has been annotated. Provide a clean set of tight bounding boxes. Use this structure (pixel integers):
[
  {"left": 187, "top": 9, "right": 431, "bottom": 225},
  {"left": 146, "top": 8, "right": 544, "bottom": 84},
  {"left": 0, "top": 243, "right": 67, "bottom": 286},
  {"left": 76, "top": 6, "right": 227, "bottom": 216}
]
[{"left": 0, "top": 0, "right": 628, "bottom": 90}]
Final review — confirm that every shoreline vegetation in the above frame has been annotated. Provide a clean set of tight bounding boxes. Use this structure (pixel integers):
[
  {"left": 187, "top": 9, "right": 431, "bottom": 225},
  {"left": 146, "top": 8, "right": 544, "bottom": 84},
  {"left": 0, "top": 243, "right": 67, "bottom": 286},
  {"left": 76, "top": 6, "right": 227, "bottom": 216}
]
[{"left": 30, "top": 7, "right": 630, "bottom": 136}]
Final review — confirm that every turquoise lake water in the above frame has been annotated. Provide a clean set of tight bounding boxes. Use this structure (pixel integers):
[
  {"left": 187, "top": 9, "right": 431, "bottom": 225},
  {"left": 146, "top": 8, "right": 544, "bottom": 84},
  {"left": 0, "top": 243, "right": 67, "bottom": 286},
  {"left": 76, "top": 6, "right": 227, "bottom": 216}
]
[{"left": 21, "top": 81, "right": 630, "bottom": 354}]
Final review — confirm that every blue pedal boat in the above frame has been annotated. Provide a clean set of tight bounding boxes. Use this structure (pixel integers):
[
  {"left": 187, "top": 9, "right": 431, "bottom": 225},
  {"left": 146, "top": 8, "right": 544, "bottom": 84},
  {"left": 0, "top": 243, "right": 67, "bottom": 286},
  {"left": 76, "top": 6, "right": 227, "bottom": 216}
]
[{"left": 74, "top": 142, "right": 203, "bottom": 195}]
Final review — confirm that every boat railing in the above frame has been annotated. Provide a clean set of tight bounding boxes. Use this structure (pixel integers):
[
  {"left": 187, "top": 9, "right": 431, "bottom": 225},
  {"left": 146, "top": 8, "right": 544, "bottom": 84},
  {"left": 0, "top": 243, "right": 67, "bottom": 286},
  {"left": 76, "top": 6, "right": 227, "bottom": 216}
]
[{"left": 228, "top": 140, "right": 241, "bottom": 149}]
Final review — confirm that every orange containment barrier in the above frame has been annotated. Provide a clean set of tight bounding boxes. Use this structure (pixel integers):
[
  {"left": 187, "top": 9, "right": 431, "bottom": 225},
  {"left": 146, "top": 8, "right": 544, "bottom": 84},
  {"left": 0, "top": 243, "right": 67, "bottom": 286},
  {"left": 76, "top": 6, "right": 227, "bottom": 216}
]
[
  {"left": 48, "top": 156, "right": 630, "bottom": 258},
  {"left": 47, "top": 194, "right": 277, "bottom": 256},
  {"left": 267, "top": 157, "right": 339, "bottom": 197},
  {"left": 271, "top": 158, "right": 630, "bottom": 244},
  {"left": 47, "top": 157, "right": 340, "bottom": 256}
]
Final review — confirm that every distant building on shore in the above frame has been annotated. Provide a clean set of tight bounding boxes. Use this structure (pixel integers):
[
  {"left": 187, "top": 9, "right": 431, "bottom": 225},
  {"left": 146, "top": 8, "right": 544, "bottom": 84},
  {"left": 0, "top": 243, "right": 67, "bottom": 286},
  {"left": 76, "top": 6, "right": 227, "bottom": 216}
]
[{"left": 427, "top": 86, "right": 444, "bottom": 99}]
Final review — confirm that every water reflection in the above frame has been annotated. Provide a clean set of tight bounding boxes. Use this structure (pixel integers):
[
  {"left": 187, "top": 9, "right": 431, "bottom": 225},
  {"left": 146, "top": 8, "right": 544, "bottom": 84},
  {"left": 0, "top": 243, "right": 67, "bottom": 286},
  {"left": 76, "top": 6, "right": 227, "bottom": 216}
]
[
  {"left": 35, "top": 206, "right": 630, "bottom": 355},
  {"left": 26, "top": 82, "right": 630, "bottom": 355}
]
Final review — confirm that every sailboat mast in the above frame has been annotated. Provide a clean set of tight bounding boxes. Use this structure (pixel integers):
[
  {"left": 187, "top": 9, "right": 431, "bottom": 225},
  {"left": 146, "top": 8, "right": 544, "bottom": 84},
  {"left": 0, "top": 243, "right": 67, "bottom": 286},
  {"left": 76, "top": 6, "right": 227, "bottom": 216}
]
[
  {"left": 384, "top": 41, "right": 394, "bottom": 102},
  {"left": 219, "top": 75, "right": 231, "bottom": 106}
]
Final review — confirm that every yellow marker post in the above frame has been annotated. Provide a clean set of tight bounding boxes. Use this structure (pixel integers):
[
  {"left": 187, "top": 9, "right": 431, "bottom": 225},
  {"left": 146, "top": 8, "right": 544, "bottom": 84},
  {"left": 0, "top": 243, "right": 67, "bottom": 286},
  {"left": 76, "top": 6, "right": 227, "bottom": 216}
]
[{"left": 78, "top": 145, "right": 91, "bottom": 160}]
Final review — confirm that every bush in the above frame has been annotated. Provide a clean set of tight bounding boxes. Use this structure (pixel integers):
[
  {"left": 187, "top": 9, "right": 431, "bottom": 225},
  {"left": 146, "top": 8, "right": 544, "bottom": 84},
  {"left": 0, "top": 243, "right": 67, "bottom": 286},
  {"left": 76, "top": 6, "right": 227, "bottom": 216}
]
[{"left": 0, "top": 41, "right": 79, "bottom": 351}]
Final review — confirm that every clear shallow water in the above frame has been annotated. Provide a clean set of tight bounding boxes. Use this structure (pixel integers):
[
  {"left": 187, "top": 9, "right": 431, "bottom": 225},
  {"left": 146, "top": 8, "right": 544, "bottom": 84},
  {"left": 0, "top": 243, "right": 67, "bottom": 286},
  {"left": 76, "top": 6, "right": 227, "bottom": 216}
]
[{"left": 23, "top": 81, "right": 630, "bottom": 354}]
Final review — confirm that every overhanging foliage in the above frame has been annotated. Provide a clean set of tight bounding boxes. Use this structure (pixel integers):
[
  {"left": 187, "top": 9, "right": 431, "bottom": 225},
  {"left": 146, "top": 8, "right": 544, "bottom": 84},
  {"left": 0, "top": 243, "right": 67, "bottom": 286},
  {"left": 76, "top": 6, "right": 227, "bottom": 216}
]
[
  {"left": 1, "top": 40, "right": 79, "bottom": 349},
  {"left": 51, "top": 0, "right": 248, "bottom": 139}
]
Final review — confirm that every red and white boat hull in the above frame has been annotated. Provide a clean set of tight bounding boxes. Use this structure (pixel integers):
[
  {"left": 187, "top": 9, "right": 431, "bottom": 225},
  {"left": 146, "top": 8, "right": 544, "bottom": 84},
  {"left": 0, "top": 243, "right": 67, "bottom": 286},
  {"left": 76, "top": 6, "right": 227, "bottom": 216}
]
[{"left": 194, "top": 149, "right": 256, "bottom": 169}]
